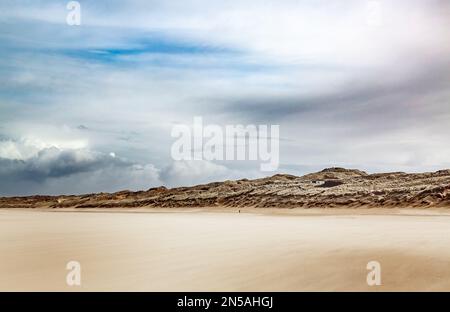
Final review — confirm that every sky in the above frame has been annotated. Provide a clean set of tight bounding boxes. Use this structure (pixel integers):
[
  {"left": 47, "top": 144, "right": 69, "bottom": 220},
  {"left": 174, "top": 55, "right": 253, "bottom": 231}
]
[{"left": 0, "top": 0, "right": 449, "bottom": 195}]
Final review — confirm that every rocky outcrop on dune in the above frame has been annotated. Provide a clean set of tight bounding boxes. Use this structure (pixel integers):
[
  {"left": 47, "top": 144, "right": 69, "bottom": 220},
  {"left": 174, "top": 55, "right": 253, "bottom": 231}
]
[{"left": 2, "top": 168, "right": 450, "bottom": 209}]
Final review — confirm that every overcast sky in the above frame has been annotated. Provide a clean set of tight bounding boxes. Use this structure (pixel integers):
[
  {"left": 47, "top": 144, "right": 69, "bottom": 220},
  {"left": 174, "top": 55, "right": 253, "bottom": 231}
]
[{"left": 1, "top": 0, "right": 449, "bottom": 195}]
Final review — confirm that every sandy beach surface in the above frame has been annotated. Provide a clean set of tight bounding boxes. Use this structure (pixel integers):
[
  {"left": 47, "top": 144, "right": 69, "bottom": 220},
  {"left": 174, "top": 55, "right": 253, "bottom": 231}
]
[{"left": 1, "top": 208, "right": 450, "bottom": 291}]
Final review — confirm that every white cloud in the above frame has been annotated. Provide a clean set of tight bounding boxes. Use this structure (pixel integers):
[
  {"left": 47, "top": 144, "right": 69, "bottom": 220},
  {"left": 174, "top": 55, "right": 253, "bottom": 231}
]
[
  {"left": 0, "top": 130, "right": 88, "bottom": 160},
  {"left": 160, "top": 160, "right": 262, "bottom": 187},
  {"left": 160, "top": 160, "right": 231, "bottom": 187}
]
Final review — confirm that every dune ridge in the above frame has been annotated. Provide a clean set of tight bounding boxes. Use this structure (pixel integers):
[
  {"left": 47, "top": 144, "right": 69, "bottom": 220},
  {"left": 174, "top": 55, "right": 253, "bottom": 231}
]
[{"left": 2, "top": 167, "right": 450, "bottom": 209}]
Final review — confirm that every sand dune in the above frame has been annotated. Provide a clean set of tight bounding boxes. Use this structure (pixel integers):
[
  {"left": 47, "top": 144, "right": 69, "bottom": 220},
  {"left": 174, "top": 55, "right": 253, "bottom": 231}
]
[
  {"left": 1, "top": 209, "right": 450, "bottom": 291},
  {"left": 1, "top": 167, "right": 450, "bottom": 209}
]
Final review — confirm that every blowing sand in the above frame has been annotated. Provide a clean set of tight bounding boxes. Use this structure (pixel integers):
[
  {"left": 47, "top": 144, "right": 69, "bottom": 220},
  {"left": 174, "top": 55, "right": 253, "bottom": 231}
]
[{"left": 1, "top": 209, "right": 450, "bottom": 291}]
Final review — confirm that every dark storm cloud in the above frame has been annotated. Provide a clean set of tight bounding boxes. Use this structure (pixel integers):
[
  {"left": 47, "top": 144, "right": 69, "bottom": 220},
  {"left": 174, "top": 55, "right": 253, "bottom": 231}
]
[
  {"left": 0, "top": 145, "right": 163, "bottom": 196},
  {"left": 0, "top": 147, "right": 130, "bottom": 182},
  {"left": 214, "top": 59, "right": 450, "bottom": 124}
]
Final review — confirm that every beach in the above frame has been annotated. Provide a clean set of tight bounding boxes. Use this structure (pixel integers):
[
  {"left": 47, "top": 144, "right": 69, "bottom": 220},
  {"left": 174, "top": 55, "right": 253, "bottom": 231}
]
[{"left": 1, "top": 209, "right": 450, "bottom": 291}]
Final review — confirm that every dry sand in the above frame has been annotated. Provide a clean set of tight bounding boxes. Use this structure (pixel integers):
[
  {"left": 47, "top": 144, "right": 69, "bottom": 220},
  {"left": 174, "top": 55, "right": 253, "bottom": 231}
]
[{"left": 1, "top": 208, "right": 450, "bottom": 291}]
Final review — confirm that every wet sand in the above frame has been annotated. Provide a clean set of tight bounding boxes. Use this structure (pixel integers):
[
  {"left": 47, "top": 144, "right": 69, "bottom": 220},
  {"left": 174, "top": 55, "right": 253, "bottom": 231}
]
[{"left": 1, "top": 209, "right": 450, "bottom": 291}]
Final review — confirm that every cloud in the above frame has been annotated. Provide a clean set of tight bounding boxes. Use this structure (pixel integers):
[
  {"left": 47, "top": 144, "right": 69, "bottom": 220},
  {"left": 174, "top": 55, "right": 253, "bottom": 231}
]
[
  {"left": 0, "top": 1, "right": 449, "bottom": 195},
  {"left": 0, "top": 147, "right": 127, "bottom": 180},
  {"left": 160, "top": 160, "right": 252, "bottom": 187},
  {"left": 0, "top": 137, "right": 261, "bottom": 195},
  {"left": 0, "top": 138, "right": 161, "bottom": 195}
]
